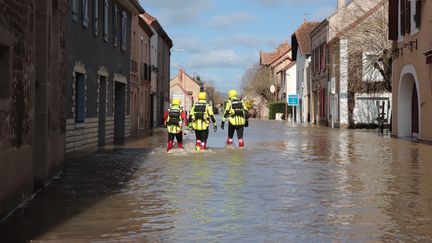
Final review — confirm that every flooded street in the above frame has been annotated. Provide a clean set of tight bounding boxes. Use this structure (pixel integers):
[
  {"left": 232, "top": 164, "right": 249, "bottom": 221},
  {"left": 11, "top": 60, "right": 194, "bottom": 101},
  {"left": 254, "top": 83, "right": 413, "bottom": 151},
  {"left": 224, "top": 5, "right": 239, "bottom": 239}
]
[{"left": 1, "top": 119, "right": 432, "bottom": 242}]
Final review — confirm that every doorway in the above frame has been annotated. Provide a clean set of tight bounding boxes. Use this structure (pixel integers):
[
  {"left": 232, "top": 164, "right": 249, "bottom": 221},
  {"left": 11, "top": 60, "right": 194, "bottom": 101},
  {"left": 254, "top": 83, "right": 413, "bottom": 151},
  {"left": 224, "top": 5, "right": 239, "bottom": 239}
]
[
  {"left": 411, "top": 83, "right": 419, "bottom": 135},
  {"left": 114, "top": 82, "right": 125, "bottom": 144},
  {"left": 98, "top": 76, "right": 107, "bottom": 146}
]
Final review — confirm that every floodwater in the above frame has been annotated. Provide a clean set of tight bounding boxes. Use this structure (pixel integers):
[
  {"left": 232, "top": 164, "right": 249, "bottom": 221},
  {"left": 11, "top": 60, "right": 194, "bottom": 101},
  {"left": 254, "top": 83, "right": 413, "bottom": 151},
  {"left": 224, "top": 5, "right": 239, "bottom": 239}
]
[{"left": 1, "top": 119, "right": 432, "bottom": 242}]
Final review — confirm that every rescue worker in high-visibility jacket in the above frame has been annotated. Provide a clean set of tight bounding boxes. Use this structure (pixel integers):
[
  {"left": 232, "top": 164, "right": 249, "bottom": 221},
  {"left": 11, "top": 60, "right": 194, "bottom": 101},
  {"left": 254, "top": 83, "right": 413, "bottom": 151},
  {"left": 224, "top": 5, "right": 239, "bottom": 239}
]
[
  {"left": 163, "top": 98, "right": 188, "bottom": 152},
  {"left": 220, "top": 89, "right": 249, "bottom": 147},
  {"left": 188, "top": 92, "right": 217, "bottom": 151}
]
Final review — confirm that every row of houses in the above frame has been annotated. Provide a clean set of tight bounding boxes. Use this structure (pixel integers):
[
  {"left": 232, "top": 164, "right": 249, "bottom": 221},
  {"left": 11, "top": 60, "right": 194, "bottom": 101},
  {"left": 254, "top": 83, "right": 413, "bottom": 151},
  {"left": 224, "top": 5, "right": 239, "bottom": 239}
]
[
  {"left": 0, "top": 0, "right": 172, "bottom": 220},
  {"left": 259, "top": 0, "right": 432, "bottom": 141},
  {"left": 169, "top": 68, "right": 222, "bottom": 114}
]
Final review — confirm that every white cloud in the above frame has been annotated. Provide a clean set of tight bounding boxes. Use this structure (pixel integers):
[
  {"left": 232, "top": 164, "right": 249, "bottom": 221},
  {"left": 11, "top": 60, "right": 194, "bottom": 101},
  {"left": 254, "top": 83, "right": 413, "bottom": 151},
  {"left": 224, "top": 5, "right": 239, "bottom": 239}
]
[
  {"left": 139, "top": 0, "right": 212, "bottom": 26},
  {"left": 207, "top": 12, "right": 255, "bottom": 29},
  {"left": 185, "top": 50, "right": 256, "bottom": 69},
  {"left": 212, "top": 33, "right": 263, "bottom": 47},
  {"left": 172, "top": 36, "right": 207, "bottom": 53}
]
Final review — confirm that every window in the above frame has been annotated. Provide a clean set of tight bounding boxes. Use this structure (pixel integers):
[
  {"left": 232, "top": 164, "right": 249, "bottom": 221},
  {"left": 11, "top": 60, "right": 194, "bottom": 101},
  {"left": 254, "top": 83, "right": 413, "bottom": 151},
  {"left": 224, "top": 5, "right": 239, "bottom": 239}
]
[
  {"left": 0, "top": 44, "right": 11, "bottom": 99},
  {"left": 400, "top": 0, "right": 412, "bottom": 35},
  {"left": 121, "top": 11, "right": 127, "bottom": 51},
  {"left": 143, "top": 63, "right": 147, "bottom": 80},
  {"left": 405, "top": 0, "right": 411, "bottom": 33},
  {"left": 93, "top": 0, "right": 99, "bottom": 36},
  {"left": 319, "top": 45, "right": 324, "bottom": 72},
  {"left": 113, "top": 4, "right": 118, "bottom": 47},
  {"left": 82, "top": 0, "right": 89, "bottom": 27},
  {"left": 75, "top": 73, "right": 85, "bottom": 123},
  {"left": 72, "top": 0, "right": 79, "bottom": 22},
  {"left": 103, "top": 0, "right": 109, "bottom": 42},
  {"left": 414, "top": 0, "right": 421, "bottom": 29}
]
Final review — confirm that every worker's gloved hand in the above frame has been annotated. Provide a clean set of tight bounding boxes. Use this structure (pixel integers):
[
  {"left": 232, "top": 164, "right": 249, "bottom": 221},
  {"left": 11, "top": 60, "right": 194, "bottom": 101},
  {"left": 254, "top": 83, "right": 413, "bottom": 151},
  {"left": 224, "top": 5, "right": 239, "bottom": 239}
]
[
  {"left": 213, "top": 125, "right": 217, "bottom": 132},
  {"left": 220, "top": 121, "right": 225, "bottom": 130},
  {"left": 164, "top": 123, "right": 167, "bottom": 128},
  {"left": 245, "top": 120, "right": 249, "bottom": 127},
  {"left": 188, "top": 124, "right": 194, "bottom": 131}
]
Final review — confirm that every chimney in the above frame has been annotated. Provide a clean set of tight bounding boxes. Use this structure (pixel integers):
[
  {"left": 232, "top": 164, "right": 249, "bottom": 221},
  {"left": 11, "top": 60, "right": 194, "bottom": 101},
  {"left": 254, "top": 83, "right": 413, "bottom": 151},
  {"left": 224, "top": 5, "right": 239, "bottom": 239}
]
[
  {"left": 338, "top": 0, "right": 345, "bottom": 10},
  {"left": 179, "top": 68, "right": 184, "bottom": 82}
]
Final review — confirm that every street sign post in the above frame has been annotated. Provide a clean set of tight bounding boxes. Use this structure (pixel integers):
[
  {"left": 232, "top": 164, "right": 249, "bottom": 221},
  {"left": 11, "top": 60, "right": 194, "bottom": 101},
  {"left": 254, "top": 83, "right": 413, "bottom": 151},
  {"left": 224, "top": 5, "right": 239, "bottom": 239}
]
[
  {"left": 288, "top": 94, "right": 299, "bottom": 106},
  {"left": 287, "top": 94, "right": 299, "bottom": 122}
]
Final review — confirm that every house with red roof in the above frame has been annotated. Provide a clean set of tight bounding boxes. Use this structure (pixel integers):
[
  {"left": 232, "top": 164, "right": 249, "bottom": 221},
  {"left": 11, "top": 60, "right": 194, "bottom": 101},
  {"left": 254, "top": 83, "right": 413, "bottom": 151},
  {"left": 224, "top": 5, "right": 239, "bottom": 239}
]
[
  {"left": 291, "top": 21, "right": 320, "bottom": 123},
  {"left": 170, "top": 68, "right": 204, "bottom": 113}
]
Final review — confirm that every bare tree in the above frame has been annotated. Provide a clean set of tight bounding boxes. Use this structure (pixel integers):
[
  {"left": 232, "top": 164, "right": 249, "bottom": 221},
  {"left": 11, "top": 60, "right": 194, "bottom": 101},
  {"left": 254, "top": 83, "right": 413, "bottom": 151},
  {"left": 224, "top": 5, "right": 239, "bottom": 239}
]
[
  {"left": 241, "top": 63, "right": 278, "bottom": 102},
  {"left": 331, "top": 0, "right": 391, "bottom": 127}
]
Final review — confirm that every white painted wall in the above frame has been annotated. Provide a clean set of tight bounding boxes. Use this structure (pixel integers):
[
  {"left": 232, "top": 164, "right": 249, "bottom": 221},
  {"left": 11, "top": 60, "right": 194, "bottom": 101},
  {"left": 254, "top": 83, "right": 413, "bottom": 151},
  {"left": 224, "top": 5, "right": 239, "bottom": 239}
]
[
  {"left": 353, "top": 92, "right": 392, "bottom": 124},
  {"left": 296, "top": 53, "right": 307, "bottom": 123},
  {"left": 339, "top": 38, "right": 349, "bottom": 125}
]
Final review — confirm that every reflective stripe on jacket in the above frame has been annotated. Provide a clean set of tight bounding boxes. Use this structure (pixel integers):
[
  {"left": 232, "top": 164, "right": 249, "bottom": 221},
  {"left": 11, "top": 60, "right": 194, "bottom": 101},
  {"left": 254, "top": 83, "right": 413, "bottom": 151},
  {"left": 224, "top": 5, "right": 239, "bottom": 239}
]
[{"left": 189, "top": 101, "right": 217, "bottom": 131}]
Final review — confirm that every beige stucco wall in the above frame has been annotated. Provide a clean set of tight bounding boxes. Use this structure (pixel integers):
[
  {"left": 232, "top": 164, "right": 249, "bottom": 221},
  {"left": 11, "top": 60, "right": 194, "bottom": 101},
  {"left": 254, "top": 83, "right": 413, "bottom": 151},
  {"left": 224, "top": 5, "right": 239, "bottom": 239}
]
[{"left": 392, "top": 0, "right": 432, "bottom": 141}]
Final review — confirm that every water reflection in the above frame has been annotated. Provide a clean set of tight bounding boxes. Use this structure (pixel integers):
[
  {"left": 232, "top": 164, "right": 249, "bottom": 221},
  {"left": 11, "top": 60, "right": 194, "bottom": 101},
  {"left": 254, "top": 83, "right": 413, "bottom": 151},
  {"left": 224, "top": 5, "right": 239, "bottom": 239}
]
[{"left": 1, "top": 122, "right": 432, "bottom": 241}]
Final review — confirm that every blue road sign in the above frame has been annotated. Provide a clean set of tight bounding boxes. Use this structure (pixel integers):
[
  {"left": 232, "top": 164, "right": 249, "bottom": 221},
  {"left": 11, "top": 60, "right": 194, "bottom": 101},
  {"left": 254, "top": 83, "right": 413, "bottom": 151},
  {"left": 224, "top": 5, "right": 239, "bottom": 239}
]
[{"left": 288, "top": 94, "right": 299, "bottom": 106}]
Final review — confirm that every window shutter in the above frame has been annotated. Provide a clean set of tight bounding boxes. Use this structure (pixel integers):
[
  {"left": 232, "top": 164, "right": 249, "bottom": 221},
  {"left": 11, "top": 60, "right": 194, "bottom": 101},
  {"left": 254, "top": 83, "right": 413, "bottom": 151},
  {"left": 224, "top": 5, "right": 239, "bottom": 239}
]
[
  {"left": 113, "top": 4, "right": 118, "bottom": 47},
  {"left": 148, "top": 65, "right": 151, "bottom": 80},
  {"left": 93, "top": 0, "right": 99, "bottom": 36},
  {"left": 321, "top": 44, "right": 325, "bottom": 72},
  {"left": 82, "top": 0, "right": 89, "bottom": 27},
  {"left": 75, "top": 75, "right": 86, "bottom": 123},
  {"left": 389, "top": 0, "right": 399, "bottom": 40},
  {"left": 104, "top": 0, "right": 109, "bottom": 42},
  {"left": 121, "top": 11, "right": 127, "bottom": 51},
  {"left": 400, "top": 0, "right": 406, "bottom": 34},
  {"left": 312, "top": 49, "right": 315, "bottom": 74},
  {"left": 415, "top": 0, "right": 421, "bottom": 28},
  {"left": 405, "top": 0, "right": 411, "bottom": 33},
  {"left": 72, "top": 0, "right": 79, "bottom": 22}
]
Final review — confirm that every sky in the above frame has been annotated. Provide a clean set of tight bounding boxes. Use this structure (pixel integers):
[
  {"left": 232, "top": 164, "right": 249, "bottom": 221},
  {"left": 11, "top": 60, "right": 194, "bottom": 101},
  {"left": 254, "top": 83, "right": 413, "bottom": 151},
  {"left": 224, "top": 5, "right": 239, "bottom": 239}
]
[{"left": 139, "top": 0, "right": 338, "bottom": 93}]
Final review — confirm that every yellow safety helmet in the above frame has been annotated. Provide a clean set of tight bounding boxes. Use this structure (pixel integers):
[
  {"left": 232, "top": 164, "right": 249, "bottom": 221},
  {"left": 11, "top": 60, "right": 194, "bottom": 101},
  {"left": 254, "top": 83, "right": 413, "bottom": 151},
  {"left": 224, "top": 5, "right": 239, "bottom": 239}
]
[
  {"left": 171, "top": 98, "right": 180, "bottom": 106},
  {"left": 198, "top": 92, "right": 207, "bottom": 101},
  {"left": 228, "top": 89, "right": 237, "bottom": 98}
]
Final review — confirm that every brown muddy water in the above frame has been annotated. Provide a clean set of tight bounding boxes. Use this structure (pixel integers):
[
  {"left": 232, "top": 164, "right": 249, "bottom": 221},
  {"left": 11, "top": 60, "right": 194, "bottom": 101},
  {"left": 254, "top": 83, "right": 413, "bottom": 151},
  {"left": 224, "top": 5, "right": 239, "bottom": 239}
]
[{"left": 1, "top": 119, "right": 432, "bottom": 242}]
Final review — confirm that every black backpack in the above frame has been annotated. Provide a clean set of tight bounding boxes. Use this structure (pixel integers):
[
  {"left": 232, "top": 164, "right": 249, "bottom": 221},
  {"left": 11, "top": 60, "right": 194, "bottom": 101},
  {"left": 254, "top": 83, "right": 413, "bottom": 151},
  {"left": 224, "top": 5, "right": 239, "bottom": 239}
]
[
  {"left": 168, "top": 109, "right": 181, "bottom": 125},
  {"left": 231, "top": 100, "right": 245, "bottom": 117},
  {"left": 194, "top": 103, "right": 207, "bottom": 120}
]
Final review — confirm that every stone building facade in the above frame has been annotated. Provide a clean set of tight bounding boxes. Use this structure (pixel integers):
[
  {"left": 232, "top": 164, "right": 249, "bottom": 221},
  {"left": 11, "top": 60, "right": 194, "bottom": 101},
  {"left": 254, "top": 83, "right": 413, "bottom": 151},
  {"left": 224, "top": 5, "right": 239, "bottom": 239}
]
[
  {"left": 142, "top": 13, "right": 172, "bottom": 126},
  {"left": 310, "top": 20, "right": 329, "bottom": 126},
  {"left": 65, "top": 0, "right": 143, "bottom": 152},
  {"left": 130, "top": 14, "right": 153, "bottom": 136},
  {"left": 0, "top": 0, "right": 66, "bottom": 219}
]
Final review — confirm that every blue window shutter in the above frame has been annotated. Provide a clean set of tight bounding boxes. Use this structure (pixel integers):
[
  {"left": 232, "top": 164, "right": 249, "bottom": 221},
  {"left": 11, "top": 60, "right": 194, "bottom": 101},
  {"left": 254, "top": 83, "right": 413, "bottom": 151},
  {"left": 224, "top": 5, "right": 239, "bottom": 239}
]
[
  {"left": 76, "top": 74, "right": 85, "bottom": 123},
  {"left": 82, "top": 0, "right": 89, "bottom": 27},
  {"left": 121, "top": 11, "right": 127, "bottom": 51},
  {"left": 113, "top": 4, "right": 118, "bottom": 47},
  {"left": 104, "top": 0, "right": 109, "bottom": 42},
  {"left": 72, "top": 0, "right": 79, "bottom": 22},
  {"left": 93, "top": 0, "right": 99, "bottom": 36}
]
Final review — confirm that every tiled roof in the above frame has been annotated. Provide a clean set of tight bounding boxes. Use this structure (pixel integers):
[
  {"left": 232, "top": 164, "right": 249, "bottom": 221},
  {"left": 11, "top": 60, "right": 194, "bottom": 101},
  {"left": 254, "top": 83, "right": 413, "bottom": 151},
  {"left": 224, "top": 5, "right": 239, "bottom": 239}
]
[
  {"left": 280, "top": 61, "right": 296, "bottom": 72},
  {"left": 260, "top": 42, "right": 291, "bottom": 66},
  {"left": 294, "top": 22, "right": 320, "bottom": 55},
  {"left": 260, "top": 52, "right": 275, "bottom": 65}
]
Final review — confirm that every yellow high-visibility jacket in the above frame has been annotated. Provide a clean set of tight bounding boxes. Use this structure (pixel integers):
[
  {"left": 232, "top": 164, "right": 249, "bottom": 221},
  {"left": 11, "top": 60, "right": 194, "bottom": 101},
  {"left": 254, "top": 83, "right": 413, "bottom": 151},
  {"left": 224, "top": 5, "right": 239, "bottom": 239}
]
[
  {"left": 163, "top": 106, "right": 188, "bottom": 134},
  {"left": 189, "top": 101, "right": 217, "bottom": 131},
  {"left": 223, "top": 98, "right": 249, "bottom": 126}
]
